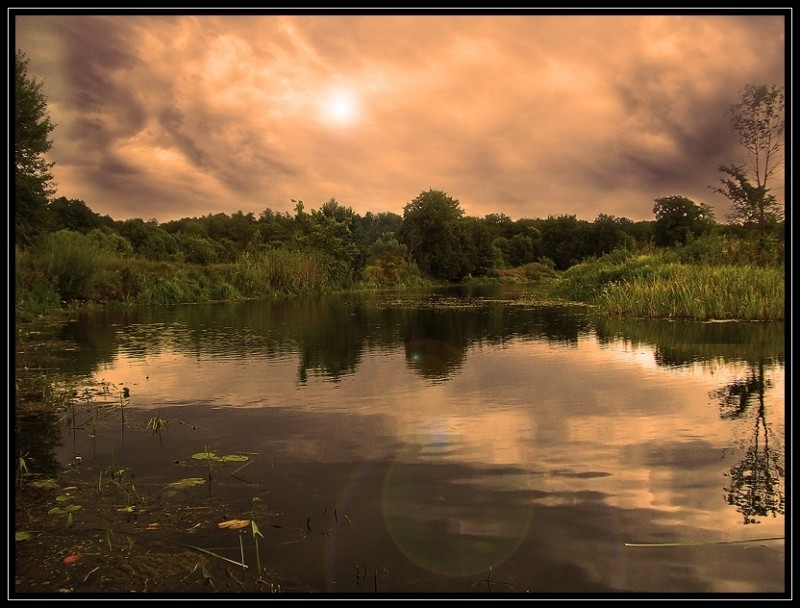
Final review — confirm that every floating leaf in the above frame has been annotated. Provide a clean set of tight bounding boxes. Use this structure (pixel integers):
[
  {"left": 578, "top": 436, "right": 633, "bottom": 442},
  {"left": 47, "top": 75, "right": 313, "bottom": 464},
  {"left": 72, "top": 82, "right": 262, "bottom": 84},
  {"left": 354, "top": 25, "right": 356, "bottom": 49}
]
[
  {"left": 28, "top": 479, "right": 59, "bottom": 490},
  {"left": 218, "top": 519, "right": 250, "bottom": 530},
  {"left": 49, "top": 505, "right": 82, "bottom": 515},
  {"left": 192, "top": 452, "right": 218, "bottom": 461},
  {"left": 116, "top": 505, "right": 137, "bottom": 513},
  {"left": 15, "top": 531, "right": 33, "bottom": 541},
  {"left": 166, "top": 477, "right": 206, "bottom": 489},
  {"left": 219, "top": 454, "right": 249, "bottom": 463}
]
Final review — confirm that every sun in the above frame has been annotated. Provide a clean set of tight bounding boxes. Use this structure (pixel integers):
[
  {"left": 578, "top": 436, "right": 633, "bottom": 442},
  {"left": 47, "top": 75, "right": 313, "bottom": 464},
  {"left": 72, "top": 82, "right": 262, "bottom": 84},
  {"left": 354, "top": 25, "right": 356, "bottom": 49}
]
[{"left": 320, "top": 87, "right": 360, "bottom": 127}]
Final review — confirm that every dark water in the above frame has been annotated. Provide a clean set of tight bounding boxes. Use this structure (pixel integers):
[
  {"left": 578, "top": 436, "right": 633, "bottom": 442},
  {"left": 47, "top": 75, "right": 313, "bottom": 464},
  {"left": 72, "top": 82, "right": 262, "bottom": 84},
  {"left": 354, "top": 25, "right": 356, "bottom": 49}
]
[{"left": 19, "top": 285, "right": 787, "bottom": 595}]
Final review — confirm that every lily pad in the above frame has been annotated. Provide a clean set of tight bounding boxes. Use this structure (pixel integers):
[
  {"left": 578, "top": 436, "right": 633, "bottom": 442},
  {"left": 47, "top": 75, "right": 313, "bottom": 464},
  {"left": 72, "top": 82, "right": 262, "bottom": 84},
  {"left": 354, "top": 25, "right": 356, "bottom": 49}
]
[
  {"left": 218, "top": 454, "right": 249, "bottom": 462},
  {"left": 191, "top": 452, "right": 249, "bottom": 463},
  {"left": 28, "top": 479, "right": 59, "bottom": 490},
  {"left": 48, "top": 505, "right": 82, "bottom": 515},
  {"left": 166, "top": 477, "right": 207, "bottom": 490}
]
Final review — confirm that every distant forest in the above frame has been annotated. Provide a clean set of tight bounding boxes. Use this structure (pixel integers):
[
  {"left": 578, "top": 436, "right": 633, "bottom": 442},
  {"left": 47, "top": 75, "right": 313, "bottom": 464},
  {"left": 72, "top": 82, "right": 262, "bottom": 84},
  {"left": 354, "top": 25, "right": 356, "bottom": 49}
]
[{"left": 20, "top": 187, "right": 783, "bottom": 286}]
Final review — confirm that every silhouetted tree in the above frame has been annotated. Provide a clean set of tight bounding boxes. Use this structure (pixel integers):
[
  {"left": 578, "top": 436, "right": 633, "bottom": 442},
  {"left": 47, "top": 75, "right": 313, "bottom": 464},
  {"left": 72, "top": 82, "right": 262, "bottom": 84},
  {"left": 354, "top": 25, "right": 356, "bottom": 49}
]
[{"left": 713, "top": 84, "right": 785, "bottom": 250}]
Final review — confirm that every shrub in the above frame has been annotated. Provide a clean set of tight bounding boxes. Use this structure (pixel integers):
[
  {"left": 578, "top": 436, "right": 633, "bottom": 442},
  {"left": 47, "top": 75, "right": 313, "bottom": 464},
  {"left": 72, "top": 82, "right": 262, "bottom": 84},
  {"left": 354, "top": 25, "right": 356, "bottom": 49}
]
[{"left": 29, "top": 230, "right": 115, "bottom": 301}]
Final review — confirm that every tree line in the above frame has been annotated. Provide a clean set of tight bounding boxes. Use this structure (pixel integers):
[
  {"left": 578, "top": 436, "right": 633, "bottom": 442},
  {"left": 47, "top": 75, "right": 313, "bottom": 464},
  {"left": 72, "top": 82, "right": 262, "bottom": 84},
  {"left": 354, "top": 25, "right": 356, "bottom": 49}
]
[{"left": 15, "top": 49, "right": 785, "bottom": 292}]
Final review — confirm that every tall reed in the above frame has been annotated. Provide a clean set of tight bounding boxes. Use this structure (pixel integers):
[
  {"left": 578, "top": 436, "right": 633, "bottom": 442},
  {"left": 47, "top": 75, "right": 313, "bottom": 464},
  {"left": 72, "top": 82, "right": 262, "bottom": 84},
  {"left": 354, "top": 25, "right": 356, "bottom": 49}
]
[
  {"left": 595, "top": 264, "right": 784, "bottom": 320},
  {"left": 553, "top": 254, "right": 784, "bottom": 320}
]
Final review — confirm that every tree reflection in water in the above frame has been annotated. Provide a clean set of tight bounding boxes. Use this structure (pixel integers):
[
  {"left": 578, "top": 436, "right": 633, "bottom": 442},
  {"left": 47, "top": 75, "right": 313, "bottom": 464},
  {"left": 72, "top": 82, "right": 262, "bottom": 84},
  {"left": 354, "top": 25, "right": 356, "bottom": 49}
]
[{"left": 713, "top": 360, "right": 785, "bottom": 525}]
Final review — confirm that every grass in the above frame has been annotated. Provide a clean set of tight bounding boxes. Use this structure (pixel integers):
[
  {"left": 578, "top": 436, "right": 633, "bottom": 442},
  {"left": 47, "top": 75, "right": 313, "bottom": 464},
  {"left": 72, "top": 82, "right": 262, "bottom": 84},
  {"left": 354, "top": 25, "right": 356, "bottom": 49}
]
[{"left": 551, "top": 253, "right": 784, "bottom": 320}]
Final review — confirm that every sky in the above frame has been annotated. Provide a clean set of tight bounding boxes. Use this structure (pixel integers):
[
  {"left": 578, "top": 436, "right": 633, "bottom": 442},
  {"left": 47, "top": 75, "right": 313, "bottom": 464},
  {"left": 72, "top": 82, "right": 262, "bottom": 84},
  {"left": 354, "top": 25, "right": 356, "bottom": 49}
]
[{"left": 12, "top": 10, "right": 788, "bottom": 224}]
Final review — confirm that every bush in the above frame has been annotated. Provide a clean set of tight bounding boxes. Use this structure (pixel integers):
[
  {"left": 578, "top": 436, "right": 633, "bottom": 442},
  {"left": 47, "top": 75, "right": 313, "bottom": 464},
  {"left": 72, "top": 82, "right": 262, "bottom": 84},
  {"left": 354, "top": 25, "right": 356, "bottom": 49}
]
[{"left": 30, "top": 230, "right": 116, "bottom": 301}]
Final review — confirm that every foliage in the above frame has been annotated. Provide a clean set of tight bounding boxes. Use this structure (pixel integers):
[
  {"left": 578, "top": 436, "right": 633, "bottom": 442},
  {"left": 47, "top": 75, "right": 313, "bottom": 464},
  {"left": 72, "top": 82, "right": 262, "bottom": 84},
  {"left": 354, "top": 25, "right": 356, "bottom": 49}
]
[
  {"left": 178, "top": 235, "right": 222, "bottom": 265},
  {"left": 117, "top": 218, "right": 179, "bottom": 261},
  {"left": 661, "top": 233, "right": 783, "bottom": 268},
  {"left": 551, "top": 246, "right": 784, "bottom": 321},
  {"left": 652, "top": 195, "right": 715, "bottom": 247},
  {"left": 86, "top": 227, "right": 134, "bottom": 257},
  {"left": 496, "top": 262, "right": 560, "bottom": 283},
  {"left": 297, "top": 198, "right": 362, "bottom": 286},
  {"left": 15, "top": 50, "right": 56, "bottom": 247},
  {"left": 28, "top": 230, "right": 116, "bottom": 301},
  {"left": 714, "top": 165, "right": 783, "bottom": 233},
  {"left": 232, "top": 249, "right": 327, "bottom": 297},
  {"left": 461, "top": 216, "right": 502, "bottom": 276},
  {"left": 399, "top": 189, "right": 467, "bottom": 281},
  {"left": 363, "top": 235, "right": 409, "bottom": 286},
  {"left": 594, "top": 264, "right": 784, "bottom": 321},
  {"left": 48, "top": 197, "right": 114, "bottom": 234},
  {"left": 535, "top": 215, "right": 595, "bottom": 270},
  {"left": 354, "top": 211, "right": 403, "bottom": 248},
  {"left": 591, "top": 214, "right": 636, "bottom": 255}
]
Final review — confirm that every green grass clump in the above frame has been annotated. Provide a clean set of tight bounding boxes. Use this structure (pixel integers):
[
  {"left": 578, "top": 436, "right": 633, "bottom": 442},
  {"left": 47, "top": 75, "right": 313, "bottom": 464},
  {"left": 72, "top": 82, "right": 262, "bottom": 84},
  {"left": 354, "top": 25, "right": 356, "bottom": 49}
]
[{"left": 552, "top": 253, "right": 784, "bottom": 320}]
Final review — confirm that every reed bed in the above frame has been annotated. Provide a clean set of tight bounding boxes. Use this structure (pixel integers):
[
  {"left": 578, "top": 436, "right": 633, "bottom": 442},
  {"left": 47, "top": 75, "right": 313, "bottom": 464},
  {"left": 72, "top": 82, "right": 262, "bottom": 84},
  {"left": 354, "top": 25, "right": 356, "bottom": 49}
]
[
  {"left": 592, "top": 263, "right": 784, "bottom": 320},
  {"left": 553, "top": 254, "right": 784, "bottom": 321},
  {"left": 232, "top": 249, "right": 327, "bottom": 297}
]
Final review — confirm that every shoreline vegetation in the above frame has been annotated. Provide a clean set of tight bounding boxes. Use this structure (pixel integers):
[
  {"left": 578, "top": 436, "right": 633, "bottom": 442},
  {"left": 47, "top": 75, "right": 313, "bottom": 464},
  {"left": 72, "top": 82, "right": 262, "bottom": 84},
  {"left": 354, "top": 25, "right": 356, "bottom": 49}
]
[{"left": 16, "top": 230, "right": 785, "bottom": 325}]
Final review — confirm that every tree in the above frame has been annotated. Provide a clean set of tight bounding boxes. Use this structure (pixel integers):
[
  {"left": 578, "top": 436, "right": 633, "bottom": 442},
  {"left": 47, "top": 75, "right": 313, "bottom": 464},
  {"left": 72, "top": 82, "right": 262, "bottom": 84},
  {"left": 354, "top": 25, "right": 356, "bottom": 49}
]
[
  {"left": 714, "top": 84, "right": 785, "bottom": 241},
  {"left": 48, "top": 197, "right": 110, "bottom": 233},
  {"left": 398, "top": 189, "right": 466, "bottom": 281},
  {"left": 591, "top": 214, "right": 636, "bottom": 257},
  {"left": 299, "top": 198, "right": 362, "bottom": 286},
  {"left": 15, "top": 50, "right": 56, "bottom": 247},
  {"left": 535, "top": 215, "right": 594, "bottom": 270},
  {"left": 652, "top": 195, "right": 715, "bottom": 247},
  {"left": 715, "top": 165, "right": 783, "bottom": 234}
]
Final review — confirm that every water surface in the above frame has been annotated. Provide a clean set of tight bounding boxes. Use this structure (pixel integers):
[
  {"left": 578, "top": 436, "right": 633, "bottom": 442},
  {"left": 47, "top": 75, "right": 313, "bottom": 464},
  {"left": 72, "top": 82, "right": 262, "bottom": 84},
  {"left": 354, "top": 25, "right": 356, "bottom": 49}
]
[{"left": 31, "top": 286, "right": 786, "bottom": 595}]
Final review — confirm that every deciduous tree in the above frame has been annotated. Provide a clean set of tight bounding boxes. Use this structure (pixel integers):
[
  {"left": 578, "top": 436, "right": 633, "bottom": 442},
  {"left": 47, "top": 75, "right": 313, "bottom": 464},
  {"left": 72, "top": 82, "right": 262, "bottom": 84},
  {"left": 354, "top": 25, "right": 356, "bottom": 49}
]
[
  {"left": 714, "top": 84, "right": 784, "bottom": 242},
  {"left": 652, "top": 195, "right": 715, "bottom": 247},
  {"left": 399, "top": 189, "right": 466, "bottom": 281}
]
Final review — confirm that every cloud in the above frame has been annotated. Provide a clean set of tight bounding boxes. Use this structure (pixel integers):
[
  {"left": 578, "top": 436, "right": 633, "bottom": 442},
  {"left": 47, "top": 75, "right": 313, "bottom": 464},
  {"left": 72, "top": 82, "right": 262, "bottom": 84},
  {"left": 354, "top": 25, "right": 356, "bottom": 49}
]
[{"left": 14, "top": 11, "right": 786, "bottom": 223}]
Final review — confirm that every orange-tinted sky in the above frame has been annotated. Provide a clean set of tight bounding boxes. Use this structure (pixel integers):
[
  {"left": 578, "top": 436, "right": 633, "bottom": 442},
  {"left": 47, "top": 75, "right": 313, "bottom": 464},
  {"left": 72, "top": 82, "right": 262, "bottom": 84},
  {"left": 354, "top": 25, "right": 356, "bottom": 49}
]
[{"left": 13, "top": 10, "right": 787, "bottom": 224}]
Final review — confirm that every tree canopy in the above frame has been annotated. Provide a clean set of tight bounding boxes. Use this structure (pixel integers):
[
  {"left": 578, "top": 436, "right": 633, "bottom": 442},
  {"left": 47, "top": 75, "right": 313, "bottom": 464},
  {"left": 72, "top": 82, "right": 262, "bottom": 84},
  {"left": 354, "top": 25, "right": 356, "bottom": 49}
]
[{"left": 653, "top": 195, "right": 715, "bottom": 247}]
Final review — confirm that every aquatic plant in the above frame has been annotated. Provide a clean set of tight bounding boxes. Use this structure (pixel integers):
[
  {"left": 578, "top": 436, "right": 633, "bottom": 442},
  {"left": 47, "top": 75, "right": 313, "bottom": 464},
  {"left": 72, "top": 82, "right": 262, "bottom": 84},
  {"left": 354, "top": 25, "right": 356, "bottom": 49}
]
[{"left": 47, "top": 492, "right": 82, "bottom": 528}]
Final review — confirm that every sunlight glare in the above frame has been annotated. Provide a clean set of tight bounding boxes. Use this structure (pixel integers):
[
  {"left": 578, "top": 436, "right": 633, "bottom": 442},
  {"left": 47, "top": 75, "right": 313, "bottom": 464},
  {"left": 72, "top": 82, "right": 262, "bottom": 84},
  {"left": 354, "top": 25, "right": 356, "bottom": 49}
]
[{"left": 320, "top": 88, "right": 360, "bottom": 126}]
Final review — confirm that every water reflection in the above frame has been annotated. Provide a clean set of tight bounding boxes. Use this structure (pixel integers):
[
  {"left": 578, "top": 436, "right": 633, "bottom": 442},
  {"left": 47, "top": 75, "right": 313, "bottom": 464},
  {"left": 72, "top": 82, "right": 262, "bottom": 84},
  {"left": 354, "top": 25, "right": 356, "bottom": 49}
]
[
  {"left": 17, "top": 286, "right": 786, "bottom": 594},
  {"left": 713, "top": 360, "right": 785, "bottom": 525}
]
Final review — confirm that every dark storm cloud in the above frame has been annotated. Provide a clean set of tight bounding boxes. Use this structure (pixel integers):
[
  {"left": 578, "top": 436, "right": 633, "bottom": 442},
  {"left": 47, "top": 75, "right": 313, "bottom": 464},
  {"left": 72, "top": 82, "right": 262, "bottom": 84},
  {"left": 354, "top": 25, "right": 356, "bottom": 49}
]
[{"left": 14, "top": 11, "right": 787, "bottom": 223}]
